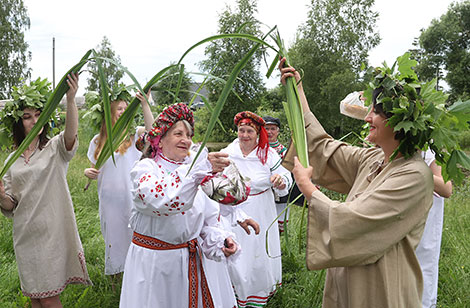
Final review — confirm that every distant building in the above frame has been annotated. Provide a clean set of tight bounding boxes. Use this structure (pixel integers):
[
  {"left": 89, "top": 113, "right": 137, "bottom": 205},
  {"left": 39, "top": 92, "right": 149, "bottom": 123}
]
[
  {"left": 187, "top": 82, "right": 209, "bottom": 110},
  {"left": 0, "top": 97, "right": 86, "bottom": 111}
]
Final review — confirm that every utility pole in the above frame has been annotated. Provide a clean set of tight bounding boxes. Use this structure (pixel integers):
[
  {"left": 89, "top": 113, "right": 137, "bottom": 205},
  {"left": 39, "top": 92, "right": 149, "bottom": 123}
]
[{"left": 52, "top": 37, "right": 56, "bottom": 90}]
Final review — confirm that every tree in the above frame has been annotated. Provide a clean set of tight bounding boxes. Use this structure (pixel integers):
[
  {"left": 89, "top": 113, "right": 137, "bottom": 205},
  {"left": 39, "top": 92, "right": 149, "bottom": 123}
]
[
  {"left": 0, "top": 0, "right": 31, "bottom": 99},
  {"left": 415, "top": 1, "right": 470, "bottom": 101},
  {"left": 86, "top": 36, "right": 124, "bottom": 92},
  {"left": 152, "top": 63, "right": 193, "bottom": 107},
  {"left": 288, "top": 0, "right": 380, "bottom": 138},
  {"left": 199, "top": 0, "right": 265, "bottom": 142}
]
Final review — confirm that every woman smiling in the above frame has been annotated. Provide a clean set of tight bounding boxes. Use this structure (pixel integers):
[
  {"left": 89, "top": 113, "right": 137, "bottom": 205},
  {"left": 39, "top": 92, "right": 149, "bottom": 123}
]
[
  {"left": 219, "top": 111, "right": 292, "bottom": 307},
  {"left": 119, "top": 102, "right": 239, "bottom": 308},
  {"left": 279, "top": 56, "right": 434, "bottom": 308}
]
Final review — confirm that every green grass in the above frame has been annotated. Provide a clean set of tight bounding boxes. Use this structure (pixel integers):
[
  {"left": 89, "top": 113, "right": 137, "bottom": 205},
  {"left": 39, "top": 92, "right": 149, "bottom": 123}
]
[{"left": 1, "top": 123, "right": 469, "bottom": 307}]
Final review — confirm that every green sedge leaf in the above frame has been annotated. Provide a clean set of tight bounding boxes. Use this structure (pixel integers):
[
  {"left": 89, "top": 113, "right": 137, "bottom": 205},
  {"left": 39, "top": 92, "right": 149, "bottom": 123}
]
[
  {"left": 1, "top": 49, "right": 93, "bottom": 178},
  {"left": 94, "top": 51, "right": 115, "bottom": 165}
]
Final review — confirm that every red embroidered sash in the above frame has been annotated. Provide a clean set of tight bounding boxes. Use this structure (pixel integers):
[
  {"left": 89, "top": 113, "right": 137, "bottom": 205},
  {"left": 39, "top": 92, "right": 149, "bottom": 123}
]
[
  {"left": 249, "top": 188, "right": 269, "bottom": 196},
  {"left": 132, "top": 232, "right": 215, "bottom": 308}
]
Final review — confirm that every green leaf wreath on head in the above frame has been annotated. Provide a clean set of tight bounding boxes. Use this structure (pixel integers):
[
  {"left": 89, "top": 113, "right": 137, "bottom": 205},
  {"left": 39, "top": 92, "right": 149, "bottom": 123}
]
[
  {"left": 362, "top": 52, "right": 470, "bottom": 184},
  {"left": 0, "top": 78, "right": 61, "bottom": 150},
  {"left": 82, "top": 84, "right": 135, "bottom": 134}
]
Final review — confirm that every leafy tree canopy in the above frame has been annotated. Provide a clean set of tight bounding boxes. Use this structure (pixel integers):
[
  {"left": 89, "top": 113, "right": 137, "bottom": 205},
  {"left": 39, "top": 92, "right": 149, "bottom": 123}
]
[
  {"left": 288, "top": 0, "right": 380, "bottom": 138},
  {"left": 415, "top": 0, "right": 470, "bottom": 101},
  {"left": 86, "top": 36, "right": 124, "bottom": 93},
  {"left": 0, "top": 0, "right": 31, "bottom": 99},
  {"left": 199, "top": 0, "right": 265, "bottom": 142},
  {"left": 151, "top": 64, "right": 193, "bottom": 107}
]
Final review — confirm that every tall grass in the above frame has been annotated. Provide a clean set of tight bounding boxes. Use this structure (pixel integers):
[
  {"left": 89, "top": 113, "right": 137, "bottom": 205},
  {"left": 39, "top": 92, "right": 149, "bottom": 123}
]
[
  {"left": 0, "top": 119, "right": 469, "bottom": 307},
  {"left": 437, "top": 179, "right": 470, "bottom": 307}
]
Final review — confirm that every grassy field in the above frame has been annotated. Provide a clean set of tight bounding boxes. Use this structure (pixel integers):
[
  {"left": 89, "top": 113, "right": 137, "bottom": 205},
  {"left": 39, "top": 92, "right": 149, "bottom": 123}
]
[{"left": 0, "top": 123, "right": 469, "bottom": 307}]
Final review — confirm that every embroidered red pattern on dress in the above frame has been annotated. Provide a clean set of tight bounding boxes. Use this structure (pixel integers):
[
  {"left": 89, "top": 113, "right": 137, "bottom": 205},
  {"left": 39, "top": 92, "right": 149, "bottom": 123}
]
[
  {"left": 22, "top": 252, "right": 91, "bottom": 299},
  {"left": 132, "top": 233, "right": 214, "bottom": 308}
]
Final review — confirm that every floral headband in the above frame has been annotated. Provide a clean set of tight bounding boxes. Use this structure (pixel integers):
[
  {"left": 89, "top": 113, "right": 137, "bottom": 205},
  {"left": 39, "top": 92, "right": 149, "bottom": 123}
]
[
  {"left": 234, "top": 111, "right": 265, "bottom": 130},
  {"left": 136, "top": 103, "right": 194, "bottom": 158},
  {"left": 234, "top": 111, "right": 269, "bottom": 165}
]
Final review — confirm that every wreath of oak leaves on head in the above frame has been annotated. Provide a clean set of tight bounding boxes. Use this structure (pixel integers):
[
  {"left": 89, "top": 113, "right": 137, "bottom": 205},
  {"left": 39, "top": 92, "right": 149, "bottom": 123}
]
[{"left": 0, "top": 78, "right": 60, "bottom": 149}]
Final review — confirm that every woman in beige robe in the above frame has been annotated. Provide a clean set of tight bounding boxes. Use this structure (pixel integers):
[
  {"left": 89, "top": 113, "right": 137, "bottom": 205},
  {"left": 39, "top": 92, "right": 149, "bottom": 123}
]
[{"left": 278, "top": 58, "right": 434, "bottom": 308}]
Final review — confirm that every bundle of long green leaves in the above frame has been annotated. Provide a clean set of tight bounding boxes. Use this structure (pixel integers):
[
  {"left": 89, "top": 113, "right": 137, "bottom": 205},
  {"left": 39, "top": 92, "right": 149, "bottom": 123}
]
[
  {"left": 82, "top": 84, "right": 135, "bottom": 133},
  {"left": 363, "top": 52, "right": 470, "bottom": 184},
  {"left": 0, "top": 78, "right": 60, "bottom": 150}
]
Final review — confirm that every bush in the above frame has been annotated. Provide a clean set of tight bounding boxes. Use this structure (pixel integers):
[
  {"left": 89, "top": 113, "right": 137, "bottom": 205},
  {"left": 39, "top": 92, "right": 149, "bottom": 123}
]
[{"left": 458, "top": 130, "right": 470, "bottom": 151}]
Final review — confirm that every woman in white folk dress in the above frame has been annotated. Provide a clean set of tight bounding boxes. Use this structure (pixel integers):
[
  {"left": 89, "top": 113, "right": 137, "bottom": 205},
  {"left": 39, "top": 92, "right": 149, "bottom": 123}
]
[
  {"left": 84, "top": 90, "right": 154, "bottom": 285},
  {"left": 119, "top": 102, "right": 240, "bottom": 308},
  {"left": 416, "top": 149, "right": 452, "bottom": 308},
  {"left": 219, "top": 111, "right": 292, "bottom": 307}
]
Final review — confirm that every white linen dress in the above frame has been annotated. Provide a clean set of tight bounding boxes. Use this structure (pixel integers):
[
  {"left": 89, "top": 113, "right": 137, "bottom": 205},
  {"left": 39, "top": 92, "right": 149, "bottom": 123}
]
[
  {"left": 220, "top": 139, "right": 292, "bottom": 307},
  {"left": 87, "top": 132, "right": 141, "bottom": 275},
  {"left": 119, "top": 151, "right": 238, "bottom": 308},
  {"left": 416, "top": 149, "right": 446, "bottom": 308}
]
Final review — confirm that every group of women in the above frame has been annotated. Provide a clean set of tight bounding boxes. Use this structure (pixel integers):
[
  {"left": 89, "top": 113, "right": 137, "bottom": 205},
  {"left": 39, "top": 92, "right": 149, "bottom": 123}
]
[
  {"left": 0, "top": 72, "right": 292, "bottom": 307},
  {"left": 0, "top": 58, "right": 453, "bottom": 308}
]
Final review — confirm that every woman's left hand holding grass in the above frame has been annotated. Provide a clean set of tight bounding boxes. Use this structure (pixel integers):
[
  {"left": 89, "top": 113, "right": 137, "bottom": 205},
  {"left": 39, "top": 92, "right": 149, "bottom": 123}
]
[{"left": 292, "top": 156, "right": 317, "bottom": 197}]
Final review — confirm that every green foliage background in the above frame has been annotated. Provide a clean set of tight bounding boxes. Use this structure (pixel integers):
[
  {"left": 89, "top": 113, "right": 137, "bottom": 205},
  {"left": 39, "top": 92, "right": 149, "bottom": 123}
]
[
  {"left": 198, "top": 0, "right": 266, "bottom": 142},
  {"left": 86, "top": 36, "right": 124, "bottom": 93},
  {"left": 287, "top": 0, "right": 380, "bottom": 139},
  {"left": 414, "top": 0, "right": 470, "bottom": 102},
  {"left": 0, "top": 0, "right": 31, "bottom": 99}
]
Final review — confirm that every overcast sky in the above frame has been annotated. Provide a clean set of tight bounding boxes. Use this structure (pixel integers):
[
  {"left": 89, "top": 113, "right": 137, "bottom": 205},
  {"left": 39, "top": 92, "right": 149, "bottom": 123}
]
[{"left": 23, "top": 0, "right": 458, "bottom": 95}]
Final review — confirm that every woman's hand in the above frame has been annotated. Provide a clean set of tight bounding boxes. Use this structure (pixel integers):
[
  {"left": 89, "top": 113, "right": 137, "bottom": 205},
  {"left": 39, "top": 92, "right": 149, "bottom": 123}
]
[
  {"left": 136, "top": 90, "right": 155, "bottom": 131},
  {"left": 65, "top": 72, "right": 79, "bottom": 101},
  {"left": 279, "top": 57, "right": 302, "bottom": 86},
  {"left": 84, "top": 168, "right": 100, "bottom": 180},
  {"left": 64, "top": 72, "right": 79, "bottom": 151},
  {"left": 270, "top": 174, "right": 286, "bottom": 190},
  {"left": 278, "top": 57, "right": 310, "bottom": 114},
  {"left": 136, "top": 90, "right": 153, "bottom": 104},
  {"left": 208, "top": 152, "right": 230, "bottom": 173},
  {"left": 292, "top": 156, "right": 317, "bottom": 197},
  {"left": 222, "top": 237, "right": 238, "bottom": 257},
  {"left": 0, "top": 180, "right": 15, "bottom": 211},
  {"left": 238, "top": 218, "right": 260, "bottom": 235},
  {"left": 0, "top": 179, "right": 7, "bottom": 204}
]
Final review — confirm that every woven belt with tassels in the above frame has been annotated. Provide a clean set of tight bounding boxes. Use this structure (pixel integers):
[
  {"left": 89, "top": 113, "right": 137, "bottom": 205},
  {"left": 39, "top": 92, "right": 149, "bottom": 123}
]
[{"left": 132, "top": 231, "right": 215, "bottom": 308}]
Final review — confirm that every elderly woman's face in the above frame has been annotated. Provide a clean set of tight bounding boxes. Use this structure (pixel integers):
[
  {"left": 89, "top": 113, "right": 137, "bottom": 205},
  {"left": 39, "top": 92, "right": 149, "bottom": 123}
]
[
  {"left": 237, "top": 125, "right": 258, "bottom": 149},
  {"left": 159, "top": 121, "right": 192, "bottom": 162},
  {"left": 364, "top": 106, "right": 395, "bottom": 147}
]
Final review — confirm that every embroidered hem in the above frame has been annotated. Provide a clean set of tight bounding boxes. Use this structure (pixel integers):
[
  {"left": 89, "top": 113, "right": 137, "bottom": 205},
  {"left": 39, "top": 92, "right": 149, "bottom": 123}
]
[
  {"left": 235, "top": 283, "right": 281, "bottom": 307},
  {"left": 22, "top": 251, "right": 92, "bottom": 299}
]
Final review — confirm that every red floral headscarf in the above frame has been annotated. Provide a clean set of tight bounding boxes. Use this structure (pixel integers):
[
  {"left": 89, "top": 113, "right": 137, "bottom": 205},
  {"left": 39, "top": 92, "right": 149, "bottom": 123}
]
[
  {"left": 136, "top": 103, "right": 194, "bottom": 159},
  {"left": 234, "top": 111, "right": 269, "bottom": 165}
]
